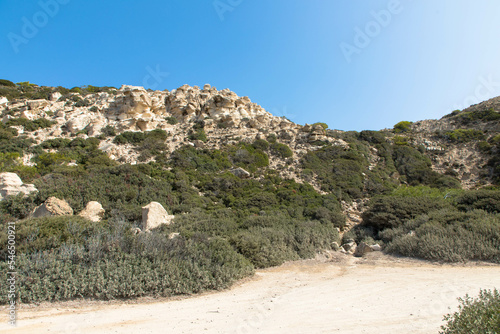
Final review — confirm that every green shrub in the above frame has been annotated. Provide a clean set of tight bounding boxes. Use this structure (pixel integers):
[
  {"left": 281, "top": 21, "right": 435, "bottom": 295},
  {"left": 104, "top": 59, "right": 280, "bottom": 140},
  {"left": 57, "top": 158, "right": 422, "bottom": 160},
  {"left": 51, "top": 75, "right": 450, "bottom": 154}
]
[
  {"left": 393, "top": 121, "right": 412, "bottom": 133},
  {"left": 252, "top": 139, "right": 269, "bottom": 151},
  {"left": 101, "top": 125, "right": 116, "bottom": 137},
  {"left": 0, "top": 79, "right": 16, "bottom": 87},
  {"left": 381, "top": 209, "right": 500, "bottom": 262},
  {"left": 454, "top": 190, "right": 500, "bottom": 213},
  {"left": 270, "top": 142, "right": 293, "bottom": 158},
  {"left": 312, "top": 122, "right": 328, "bottom": 130},
  {"left": 444, "top": 129, "right": 485, "bottom": 143},
  {"left": 6, "top": 118, "right": 56, "bottom": 132},
  {"left": 165, "top": 116, "right": 178, "bottom": 125},
  {"left": 189, "top": 128, "right": 207, "bottom": 142},
  {"left": 441, "top": 289, "right": 500, "bottom": 334},
  {"left": 362, "top": 195, "right": 451, "bottom": 231},
  {"left": 114, "top": 131, "right": 146, "bottom": 145}
]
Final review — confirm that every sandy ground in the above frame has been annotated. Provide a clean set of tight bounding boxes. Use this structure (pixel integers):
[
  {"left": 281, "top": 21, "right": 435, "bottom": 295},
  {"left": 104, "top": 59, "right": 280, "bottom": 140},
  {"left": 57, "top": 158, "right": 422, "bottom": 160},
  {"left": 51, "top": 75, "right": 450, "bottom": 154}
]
[{"left": 2, "top": 253, "right": 500, "bottom": 334}]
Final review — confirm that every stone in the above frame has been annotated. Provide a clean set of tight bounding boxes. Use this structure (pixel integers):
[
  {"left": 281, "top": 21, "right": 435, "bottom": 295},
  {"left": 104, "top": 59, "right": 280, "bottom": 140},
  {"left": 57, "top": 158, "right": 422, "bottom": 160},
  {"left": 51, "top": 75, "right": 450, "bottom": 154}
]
[
  {"left": 168, "top": 232, "right": 180, "bottom": 239},
  {"left": 32, "top": 197, "right": 73, "bottom": 218},
  {"left": 66, "top": 114, "right": 92, "bottom": 134},
  {"left": 0, "top": 97, "right": 8, "bottom": 105},
  {"left": 230, "top": 167, "right": 251, "bottom": 178},
  {"left": 341, "top": 241, "right": 357, "bottom": 254},
  {"left": 354, "top": 242, "right": 374, "bottom": 257},
  {"left": 370, "top": 244, "right": 382, "bottom": 252},
  {"left": 26, "top": 99, "right": 50, "bottom": 110},
  {"left": 142, "top": 202, "right": 175, "bottom": 231},
  {"left": 50, "top": 92, "right": 62, "bottom": 101},
  {"left": 130, "top": 227, "right": 142, "bottom": 235},
  {"left": 0, "top": 172, "right": 38, "bottom": 200},
  {"left": 78, "top": 201, "right": 105, "bottom": 222}
]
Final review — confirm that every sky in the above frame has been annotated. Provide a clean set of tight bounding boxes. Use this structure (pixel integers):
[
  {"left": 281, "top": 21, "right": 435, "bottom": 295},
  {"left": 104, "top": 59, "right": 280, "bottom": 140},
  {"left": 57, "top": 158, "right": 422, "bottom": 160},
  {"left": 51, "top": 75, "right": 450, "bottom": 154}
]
[{"left": 1, "top": 0, "right": 500, "bottom": 131}]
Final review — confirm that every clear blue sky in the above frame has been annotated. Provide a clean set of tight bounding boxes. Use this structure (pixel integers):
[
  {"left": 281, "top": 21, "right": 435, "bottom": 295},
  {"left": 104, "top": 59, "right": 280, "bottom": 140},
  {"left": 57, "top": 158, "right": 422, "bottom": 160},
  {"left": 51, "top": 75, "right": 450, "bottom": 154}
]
[{"left": 1, "top": 0, "right": 500, "bottom": 131}]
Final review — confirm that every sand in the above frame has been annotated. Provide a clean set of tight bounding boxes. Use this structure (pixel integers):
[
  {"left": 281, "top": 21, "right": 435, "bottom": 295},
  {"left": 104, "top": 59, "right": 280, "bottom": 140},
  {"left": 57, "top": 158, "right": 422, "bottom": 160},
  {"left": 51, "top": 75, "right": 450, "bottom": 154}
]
[{"left": 1, "top": 253, "right": 500, "bottom": 334}]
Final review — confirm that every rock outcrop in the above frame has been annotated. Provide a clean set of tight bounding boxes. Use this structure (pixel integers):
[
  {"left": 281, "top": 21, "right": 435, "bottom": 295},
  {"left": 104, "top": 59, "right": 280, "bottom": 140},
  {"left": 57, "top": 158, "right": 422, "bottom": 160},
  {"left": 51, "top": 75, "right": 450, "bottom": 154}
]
[
  {"left": 32, "top": 197, "right": 73, "bottom": 218},
  {"left": 0, "top": 172, "right": 38, "bottom": 200},
  {"left": 78, "top": 201, "right": 105, "bottom": 222},
  {"left": 142, "top": 202, "right": 175, "bottom": 231}
]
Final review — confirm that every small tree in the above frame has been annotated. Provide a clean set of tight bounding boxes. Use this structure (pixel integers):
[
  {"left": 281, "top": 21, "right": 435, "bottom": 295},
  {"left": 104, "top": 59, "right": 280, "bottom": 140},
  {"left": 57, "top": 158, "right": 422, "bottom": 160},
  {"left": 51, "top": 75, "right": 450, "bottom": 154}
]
[{"left": 393, "top": 121, "right": 412, "bottom": 133}]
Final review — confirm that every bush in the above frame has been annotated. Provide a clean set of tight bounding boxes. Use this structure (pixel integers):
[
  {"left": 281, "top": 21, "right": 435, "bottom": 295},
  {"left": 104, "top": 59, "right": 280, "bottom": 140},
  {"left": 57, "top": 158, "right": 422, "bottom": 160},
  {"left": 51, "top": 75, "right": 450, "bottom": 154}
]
[
  {"left": 165, "top": 116, "right": 178, "bottom": 125},
  {"left": 6, "top": 118, "right": 56, "bottom": 132},
  {"left": 394, "top": 121, "right": 412, "bottom": 133},
  {"left": 441, "top": 289, "right": 500, "bottom": 333},
  {"left": 381, "top": 209, "right": 500, "bottom": 262},
  {"left": 362, "top": 195, "right": 451, "bottom": 231},
  {"left": 0, "top": 79, "right": 16, "bottom": 87},
  {"left": 443, "top": 129, "right": 485, "bottom": 143},
  {"left": 269, "top": 142, "right": 293, "bottom": 158},
  {"left": 0, "top": 219, "right": 254, "bottom": 303}
]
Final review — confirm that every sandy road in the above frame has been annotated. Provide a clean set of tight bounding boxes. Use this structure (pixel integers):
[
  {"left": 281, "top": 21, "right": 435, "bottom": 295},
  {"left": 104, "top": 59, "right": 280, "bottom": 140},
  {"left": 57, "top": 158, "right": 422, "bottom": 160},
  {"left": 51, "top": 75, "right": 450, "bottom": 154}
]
[{"left": 1, "top": 253, "right": 500, "bottom": 334}]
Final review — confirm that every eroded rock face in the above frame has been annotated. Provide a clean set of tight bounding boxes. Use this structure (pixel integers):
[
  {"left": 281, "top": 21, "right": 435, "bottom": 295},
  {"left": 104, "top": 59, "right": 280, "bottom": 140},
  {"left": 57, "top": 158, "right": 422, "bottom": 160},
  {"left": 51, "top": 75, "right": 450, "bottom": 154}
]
[
  {"left": 78, "top": 201, "right": 105, "bottom": 222},
  {"left": 0, "top": 172, "right": 38, "bottom": 200},
  {"left": 142, "top": 202, "right": 175, "bottom": 231},
  {"left": 32, "top": 197, "right": 73, "bottom": 218}
]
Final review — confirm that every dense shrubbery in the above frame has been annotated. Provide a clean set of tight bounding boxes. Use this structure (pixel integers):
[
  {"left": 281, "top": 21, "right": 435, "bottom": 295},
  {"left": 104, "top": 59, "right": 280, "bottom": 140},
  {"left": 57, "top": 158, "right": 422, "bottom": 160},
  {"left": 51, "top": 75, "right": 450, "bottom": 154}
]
[
  {"left": 0, "top": 216, "right": 253, "bottom": 303},
  {"left": 361, "top": 195, "right": 451, "bottom": 231},
  {"left": 113, "top": 129, "right": 168, "bottom": 161},
  {"left": 442, "top": 129, "right": 486, "bottom": 143},
  {"left": 5, "top": 118, "right": 56, "bottom": 132},
  {"left": 380, "top": 209, "right": 500, "bottom": 262},
  {"left": 359, "top": 187, "right": 500, "bottom": 263},
  {"left": 440, "top": 289, "right": 500, "bottom": 334}
]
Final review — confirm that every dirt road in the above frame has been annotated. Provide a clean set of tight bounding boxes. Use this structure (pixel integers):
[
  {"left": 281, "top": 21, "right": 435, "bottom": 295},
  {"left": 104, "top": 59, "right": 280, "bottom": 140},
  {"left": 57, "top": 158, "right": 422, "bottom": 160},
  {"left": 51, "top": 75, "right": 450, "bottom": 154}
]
[{"left": 2, "top": 253, "right": 500, "bottom": 334}]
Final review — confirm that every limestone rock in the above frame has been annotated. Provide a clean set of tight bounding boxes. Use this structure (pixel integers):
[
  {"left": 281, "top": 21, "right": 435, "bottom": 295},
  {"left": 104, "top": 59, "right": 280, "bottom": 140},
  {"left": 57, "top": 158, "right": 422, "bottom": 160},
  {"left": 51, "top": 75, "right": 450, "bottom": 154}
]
[
  {"left": 230, "top": 167, "right": 251, "bottom": 178},
  {"left": 142, "top": 202, "right": 175, "bottom": 231},
  {"left": 0, "top": 97, "right": 8, "bottom": 105},
  {"left": 341, "top": 241, "right": 357, "bottom": 254},
  {"left": 0, "top": 172, "right": 38, "bottom": 200},
  {"left": 354, "top": 242, "right": 374, "bottom": 257},
  {"left": 78, "top": 201, "right": 105, "bottom": 222},
  {"left": 370, "top": 244, "right": 382, "bottom": 252},
  {"left": 50, "top": 92, "right": 62, "bottom": 101},
  {"left": 26, "top": 99, "right": 50, "bottom": 110},
  {"left": 66, "top": 114, "right": 92, "bottom": 134},
  {"left": 32, "top": 197, "right": 73, "bottom": 218}
]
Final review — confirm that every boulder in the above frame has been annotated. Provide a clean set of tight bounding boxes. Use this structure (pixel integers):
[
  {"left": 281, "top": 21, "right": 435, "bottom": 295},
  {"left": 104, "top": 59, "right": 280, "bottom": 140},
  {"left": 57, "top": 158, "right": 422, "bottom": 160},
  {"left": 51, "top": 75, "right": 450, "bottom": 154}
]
[
  {"left": 370, "top": 244, "right": 382, "bottom": 252},
  {"left": 66, "top": 114, "right": 92, "bottom": 134},
  {"left": 230, "top": 167, "right": 251, "bottom": 178},
  {"left": 32, "top": 197, "right": 73, "bottom": 218},
  {"left": 0, "top": 97, "right": 8, "bottom": 105},
  {"left": 142, "top": 202, "right": 175, "bottom": 231},
  {"left": 354, "top": 242, "right": 374, "bottom": 257},
  {"left": 78, "top": 201, "right": 105, "bottom": 222},
  {"left": 0, "top": 172, "right": 38, "bottom": 200},
  {"left": 341, "top": 241, "right": 357, "bottom": 254},
  {"left": 26, "top": 99, "right": 50, "bottom": 110},
  {"left": 50, "top": 92, "right": 62, "bottom": 101}
]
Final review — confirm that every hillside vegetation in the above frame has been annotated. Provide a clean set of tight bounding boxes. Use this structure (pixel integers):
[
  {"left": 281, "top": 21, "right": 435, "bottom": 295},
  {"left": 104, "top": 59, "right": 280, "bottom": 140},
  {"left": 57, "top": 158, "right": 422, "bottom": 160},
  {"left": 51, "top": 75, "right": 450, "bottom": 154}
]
[{"left": 0, "top": 81, "right": 499, "bottom": 303}]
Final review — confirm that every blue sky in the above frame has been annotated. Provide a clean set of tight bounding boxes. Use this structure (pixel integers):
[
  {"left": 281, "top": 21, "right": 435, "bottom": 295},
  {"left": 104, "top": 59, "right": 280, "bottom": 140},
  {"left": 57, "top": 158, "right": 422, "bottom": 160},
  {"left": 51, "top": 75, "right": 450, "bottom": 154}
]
[{"left": 1, "top": 0, "right": 500, "bottom": 131}]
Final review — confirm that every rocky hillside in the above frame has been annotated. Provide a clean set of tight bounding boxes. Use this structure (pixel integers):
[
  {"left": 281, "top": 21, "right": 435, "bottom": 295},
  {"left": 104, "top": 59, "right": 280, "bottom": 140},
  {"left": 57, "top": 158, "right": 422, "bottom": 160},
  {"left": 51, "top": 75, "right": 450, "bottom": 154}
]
[{"left": 0, "top": 82, "right": 498, "bottom": 190}]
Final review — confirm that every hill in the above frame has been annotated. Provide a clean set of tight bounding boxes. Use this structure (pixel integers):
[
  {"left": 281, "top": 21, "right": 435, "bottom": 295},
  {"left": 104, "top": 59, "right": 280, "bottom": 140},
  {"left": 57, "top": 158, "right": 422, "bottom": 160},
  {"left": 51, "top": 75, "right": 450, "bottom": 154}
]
[{"left": 0, "top": 80, "right": 499, "bottom": 304}]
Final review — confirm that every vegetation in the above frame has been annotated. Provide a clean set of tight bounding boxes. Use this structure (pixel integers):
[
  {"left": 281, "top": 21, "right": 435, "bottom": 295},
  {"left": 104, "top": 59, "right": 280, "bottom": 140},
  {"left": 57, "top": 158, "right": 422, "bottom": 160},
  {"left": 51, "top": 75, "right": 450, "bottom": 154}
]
[
  {"left": 393, "top": 121, "right": 412, "bottom": 133},
  {"left": 442, "top": 129, "right": 485, "bottom": 143},
  {"left": 440, "top": 289, "right": 500, "bottom": 334},
  {"left": 0, "top": 216, "right": 253, "bottom": 303}
]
